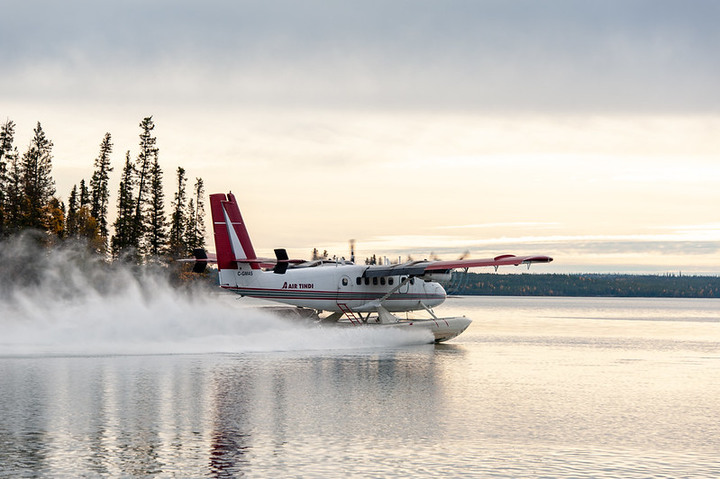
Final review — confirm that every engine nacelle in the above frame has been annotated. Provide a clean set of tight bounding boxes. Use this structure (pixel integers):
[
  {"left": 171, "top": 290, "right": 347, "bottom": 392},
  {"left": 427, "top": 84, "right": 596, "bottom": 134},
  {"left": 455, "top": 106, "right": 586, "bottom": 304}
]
[{"left": 420, "top": 272, "right": 453, "bottom": 283}]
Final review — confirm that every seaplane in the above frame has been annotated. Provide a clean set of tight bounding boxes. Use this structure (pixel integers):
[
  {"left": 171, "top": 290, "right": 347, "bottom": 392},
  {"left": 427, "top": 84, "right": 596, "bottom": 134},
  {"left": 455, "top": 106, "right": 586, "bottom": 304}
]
[{"left": 191, "top": 192, "right": 553, "bottom": 342}]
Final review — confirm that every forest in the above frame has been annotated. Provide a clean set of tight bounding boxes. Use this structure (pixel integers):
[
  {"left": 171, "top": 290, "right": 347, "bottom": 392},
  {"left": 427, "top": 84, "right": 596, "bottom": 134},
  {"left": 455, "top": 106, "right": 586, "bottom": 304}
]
[
  {"left": 447, "top": 272, "right": 720, "bottom": 298},
  {"left": 0, "top": 117, "right": 206, "bottom": 262}
]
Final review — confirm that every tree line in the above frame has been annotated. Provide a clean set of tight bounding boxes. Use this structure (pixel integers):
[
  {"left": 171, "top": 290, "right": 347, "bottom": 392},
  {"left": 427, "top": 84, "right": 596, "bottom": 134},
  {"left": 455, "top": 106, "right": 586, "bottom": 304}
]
[
  {"left": 447, "top": 272, "right": 720, "bottom": 298},
  {"left": 0, "top": 116, "right": 206, "bottom": 262}
]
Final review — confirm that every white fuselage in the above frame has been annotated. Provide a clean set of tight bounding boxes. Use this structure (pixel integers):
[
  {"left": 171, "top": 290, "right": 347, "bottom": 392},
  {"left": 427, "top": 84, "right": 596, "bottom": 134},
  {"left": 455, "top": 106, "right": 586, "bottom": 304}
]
[{"left": 217, "top": 261, "right": 447, "bottom": 313}]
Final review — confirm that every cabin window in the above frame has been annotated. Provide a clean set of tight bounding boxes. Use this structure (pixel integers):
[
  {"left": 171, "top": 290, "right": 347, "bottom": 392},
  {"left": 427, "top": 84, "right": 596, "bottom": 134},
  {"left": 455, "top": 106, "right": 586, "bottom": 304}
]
[
  {"left": 356, "top": 277, "right": 362, "bottom": 285},
  {"left": 373, "top": 277, "right": 378, "bottom": 285},
  {"left": 342, "top": 277, "right": 349, "bottom": 286},
  {"left": 388, "top": 278, "right": 394, "bottom": 286},
  {"left": 380, "top": 278, "right": 386, "bottom": 285}
]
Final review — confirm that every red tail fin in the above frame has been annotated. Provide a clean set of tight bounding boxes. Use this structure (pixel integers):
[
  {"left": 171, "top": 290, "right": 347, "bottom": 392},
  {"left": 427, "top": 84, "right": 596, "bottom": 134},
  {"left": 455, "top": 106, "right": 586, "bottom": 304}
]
[{"left": 210, "top": 193, "right": 259, "bottom": 270}]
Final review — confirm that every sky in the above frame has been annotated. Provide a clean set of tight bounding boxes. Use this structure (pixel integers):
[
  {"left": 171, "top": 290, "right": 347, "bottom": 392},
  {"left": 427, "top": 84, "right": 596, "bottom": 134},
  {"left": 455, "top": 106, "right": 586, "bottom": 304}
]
[{"left": 2, "top": 0, "right": 719, "bottom": 274}]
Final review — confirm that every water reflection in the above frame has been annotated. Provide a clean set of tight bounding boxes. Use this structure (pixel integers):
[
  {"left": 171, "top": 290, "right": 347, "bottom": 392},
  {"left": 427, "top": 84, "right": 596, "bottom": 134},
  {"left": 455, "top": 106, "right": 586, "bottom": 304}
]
[
  {"left": 0, "top": 349, "right": 447, "bottom": 476},
  {"left": 205, "top": 349, "right": 444, "bottom": 476},
  {"left": 209, "top": 366, "right": 253, "bottom": 477}
]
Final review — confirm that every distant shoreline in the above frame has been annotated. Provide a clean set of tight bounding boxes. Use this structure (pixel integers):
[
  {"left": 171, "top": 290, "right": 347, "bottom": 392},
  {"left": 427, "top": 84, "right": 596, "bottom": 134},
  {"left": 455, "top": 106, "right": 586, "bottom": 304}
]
[{"left": 447, "top": 273, "right": 720, "bottom": 299}]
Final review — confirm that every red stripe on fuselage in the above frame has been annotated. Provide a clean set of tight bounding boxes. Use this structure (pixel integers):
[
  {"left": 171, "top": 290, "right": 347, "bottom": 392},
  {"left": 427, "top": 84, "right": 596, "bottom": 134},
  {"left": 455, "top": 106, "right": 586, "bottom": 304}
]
[{"left": 220, "top": 285, "right": 445, "bottom": 302}]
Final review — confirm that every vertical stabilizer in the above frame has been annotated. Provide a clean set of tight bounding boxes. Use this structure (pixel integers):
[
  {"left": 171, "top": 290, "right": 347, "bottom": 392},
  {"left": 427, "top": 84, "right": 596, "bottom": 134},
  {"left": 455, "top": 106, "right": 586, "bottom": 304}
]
[{"left": 210, "top": 193, "right": 259, "bottom": 270}]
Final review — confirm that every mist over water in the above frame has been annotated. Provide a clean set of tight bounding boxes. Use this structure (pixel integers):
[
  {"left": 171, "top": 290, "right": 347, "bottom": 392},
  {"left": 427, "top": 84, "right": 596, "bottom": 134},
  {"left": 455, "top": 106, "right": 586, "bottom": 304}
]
[{"left": 0, "top": 235, "right": 432, "bottom": 356}]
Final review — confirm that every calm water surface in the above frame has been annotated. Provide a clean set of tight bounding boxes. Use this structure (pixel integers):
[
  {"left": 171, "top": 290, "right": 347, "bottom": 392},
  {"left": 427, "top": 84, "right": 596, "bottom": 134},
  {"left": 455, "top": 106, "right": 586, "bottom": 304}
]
[{"left": 1, "top": 296, "right": 720, "bottom": 477}]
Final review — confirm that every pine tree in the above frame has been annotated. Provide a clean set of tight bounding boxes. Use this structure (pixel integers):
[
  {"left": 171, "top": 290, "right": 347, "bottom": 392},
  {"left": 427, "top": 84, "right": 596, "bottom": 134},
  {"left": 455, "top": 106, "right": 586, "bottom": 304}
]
[
  {"left": 168, "top": 166, "right": 187, "bottom": 256},
  {"left": 75, "top": 206, "right": 101, "bottom": 250},
  {"left": 184, "top": 177, "right": 206, "bottom": 251},
  {"left": 66, "top": 184, "right": 79, "bottom": 237},
  {"left": 0, "top": 119, "right": 16, "bottom": 236},
  {"left": 90, "top": 133, "right": 113, "bottom": 245},
  {"left": 4, "top": 150, "right": 23, "bottom": 235},
  {"left": 111, "top": 151, "right": 137, "bottom": 258},
  {"left": 79, "top": 179, "right": 90, "bottom": 208},
  {"left": 145, "top": 154, "right": 167, "bottom": 258},
  {"left": 133, "top": 116, "right": 157, "bottom": 249},
  {"left": 20, "top": 122, "right": 56, "bottom": 231},
  {"left": 0, "top": 119, "right": 13, "bottom": 171},
  {"left": 185, "top": 197, "right": 197, "bottom": 252}
]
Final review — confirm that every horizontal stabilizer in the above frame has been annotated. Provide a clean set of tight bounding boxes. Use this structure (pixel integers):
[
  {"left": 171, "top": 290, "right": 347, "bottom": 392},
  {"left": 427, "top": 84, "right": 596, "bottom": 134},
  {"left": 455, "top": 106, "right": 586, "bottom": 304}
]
[
  {"left": 177, "top": 248, "right": 218, "bottom": 273},
  {"left": 192, "top": 248, "right": 208, "bottom": 273}
]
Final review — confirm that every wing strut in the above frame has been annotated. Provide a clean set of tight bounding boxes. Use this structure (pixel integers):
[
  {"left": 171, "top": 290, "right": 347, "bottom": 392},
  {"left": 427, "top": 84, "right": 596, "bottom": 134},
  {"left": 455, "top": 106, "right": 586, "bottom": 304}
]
[
  {"left": 376, "top": 275, "right": 413, "bottom": 305},
  {"left": 349, "top": 274, "right": 414, "bottom": 313}
]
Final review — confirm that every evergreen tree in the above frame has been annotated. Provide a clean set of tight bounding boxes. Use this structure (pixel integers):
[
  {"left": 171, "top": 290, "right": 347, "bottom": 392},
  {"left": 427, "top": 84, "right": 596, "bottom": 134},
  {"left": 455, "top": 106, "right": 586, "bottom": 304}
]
[
  {"left": 20, "top": 122, "right": 56, "bottom": 231},
  {"left": 75, "top": 205, "right": 102, "bottom": 250},
  {"left": 90, "top": 133, "right": 113, "bottom": 245},
  {"left": 145, "top": 154, "right": 167, "bottom": 257},
  {"left": 111, "top": 151, "right": 137, "bottom": 258},
  {"left": 4, "top": 150, "right": 23, "bottom": 234},
  {"left": 79, "top": 178, "right": 90, "bottom": 208},
  {"left": 66, "top": 184, "right": 79, "bottom": 237},
  {"left": 133, "top": 116, "right": 157, "bottom": 249},
  {"left": 168, "top": 166, "right": 187, "bottom": 256},
  {"left": 0, "top": 119, "right": 16, "bottom": 236},
  {"left": 0, "top": 119, "right": 13, "bottom": 172},
  {"left": 185, "top": 198, "right": 197, "bottom": 251},
  {"left": 184, "top": 177, "right": 206, "bottom": 251}
]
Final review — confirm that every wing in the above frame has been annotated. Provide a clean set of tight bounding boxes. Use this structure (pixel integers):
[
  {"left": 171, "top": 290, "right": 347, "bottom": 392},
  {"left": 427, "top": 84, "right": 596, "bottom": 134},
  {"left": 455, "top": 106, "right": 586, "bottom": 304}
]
[{"left": 363, "top": 254, "right": 553, "bottom": 278}]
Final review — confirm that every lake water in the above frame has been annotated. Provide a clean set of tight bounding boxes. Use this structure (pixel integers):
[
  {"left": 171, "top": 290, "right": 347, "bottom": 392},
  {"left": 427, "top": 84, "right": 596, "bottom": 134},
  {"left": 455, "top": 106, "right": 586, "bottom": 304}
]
[{"left": 2, "top": 294, "right": 720, "bottom": 477}]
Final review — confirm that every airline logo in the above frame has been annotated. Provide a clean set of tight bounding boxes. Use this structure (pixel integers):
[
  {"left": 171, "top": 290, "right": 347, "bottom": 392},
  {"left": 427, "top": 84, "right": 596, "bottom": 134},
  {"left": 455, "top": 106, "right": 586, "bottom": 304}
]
[{"left": 282, "top": 282, "right": 315, "bottom": 289}]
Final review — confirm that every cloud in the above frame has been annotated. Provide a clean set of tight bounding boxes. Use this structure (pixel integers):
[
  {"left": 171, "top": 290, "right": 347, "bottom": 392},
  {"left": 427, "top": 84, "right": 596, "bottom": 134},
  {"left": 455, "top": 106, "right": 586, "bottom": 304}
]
[
  {"left": 434, "top": 222, "right": 561, "bottom": 230},
  {"left": 341, "top": 226, "right": 720, "bottom": 268},
  {"left": 3, "top": 0, "right": 720, "bottom": 113}
]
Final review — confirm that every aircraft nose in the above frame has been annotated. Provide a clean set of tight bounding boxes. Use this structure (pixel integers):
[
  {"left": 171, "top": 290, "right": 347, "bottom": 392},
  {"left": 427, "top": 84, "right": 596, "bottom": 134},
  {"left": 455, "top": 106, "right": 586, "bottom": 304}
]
[{"left": 431, "top": 281, "right": 447, "bottom": 303}]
